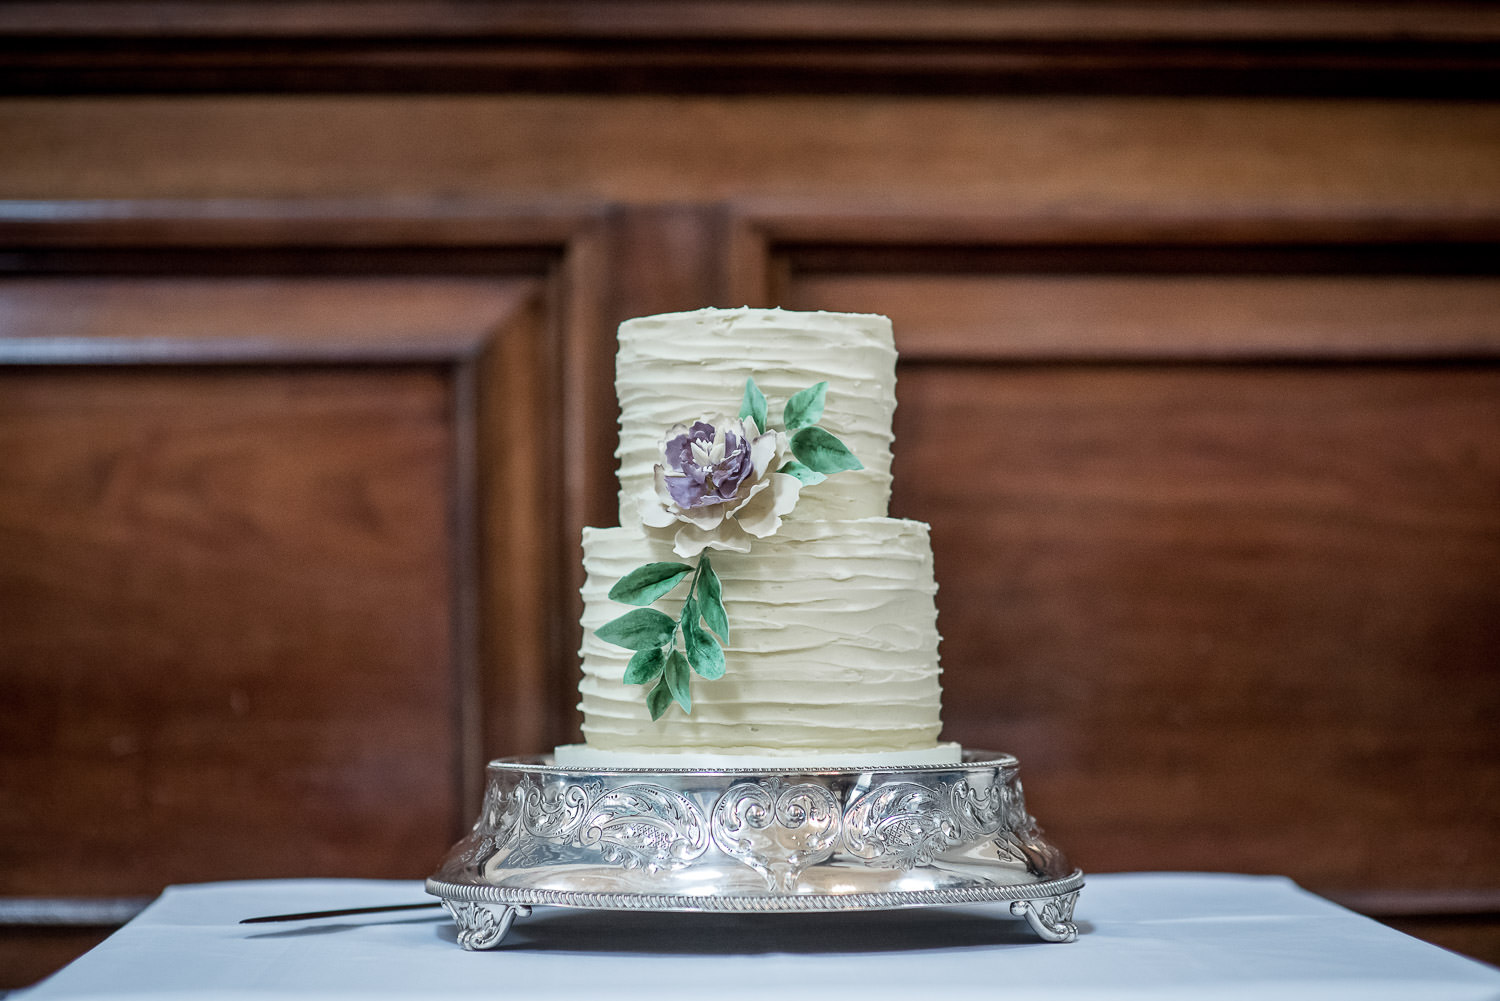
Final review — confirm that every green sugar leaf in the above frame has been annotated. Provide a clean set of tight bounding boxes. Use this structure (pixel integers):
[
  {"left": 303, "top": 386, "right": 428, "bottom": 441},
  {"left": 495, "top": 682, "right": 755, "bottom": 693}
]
[
  {"left": 665, "top": 648, "right": 692, "bottom": 713},
  {"left": 777, "top": 459, "right": 826, "bottom": 486},
  {"left": 609, "top": 562, "right": 693, "bottom": 606},
  {"left": 739, "top": 377, "right": 768, "bottom": 432},
  {"left": 696, "top": 554, "right": 729, "bottom": 642},
  {"left": 782, "top": 381, "right": 827, "bottom": 431},
  {"left": 682, "top": 598, "right": 726, "bottom": 680},
  {"left": 791, "top": 426, "right": 864, "bottom": 474},
  {"left": 623, "top": 646, "right": 667, "bottom": 685},
  {"left": 647, "top": 678, "right": 674, "bottom": 721},
  {"left": 596, "top": 608, "right": 676, "bottom": 651}
]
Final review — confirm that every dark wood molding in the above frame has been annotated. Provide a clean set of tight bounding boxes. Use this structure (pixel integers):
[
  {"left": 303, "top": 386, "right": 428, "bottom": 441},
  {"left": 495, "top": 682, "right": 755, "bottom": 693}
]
[
  {"left": 733, "top": 204, "right": 1500, "bottom": 249},
  {"left": 604, "top": 203, "right": 738, "bottom": 321},
  {"left": 1, "top": 2, "right": 1497, "bottom": 96},
  {"left": 0, "top": 277, "right": 537, "bottom": 366},
  {"left": 6, "top": 3, "right": 1499, "bottom": 39},
  {"left": 0, "top": 198, "right": 601, "bottom": 248}
]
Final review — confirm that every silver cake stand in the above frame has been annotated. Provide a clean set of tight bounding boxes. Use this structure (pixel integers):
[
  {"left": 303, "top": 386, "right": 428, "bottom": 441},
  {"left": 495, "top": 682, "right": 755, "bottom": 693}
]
[{"left": 426, "top": 750, "right": 1082, "bottom": 949}]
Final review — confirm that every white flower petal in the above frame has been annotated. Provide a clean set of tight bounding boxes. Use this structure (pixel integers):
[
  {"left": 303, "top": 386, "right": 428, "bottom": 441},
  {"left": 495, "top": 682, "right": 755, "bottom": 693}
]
[
  {"left": 671, "top": 525, "right": 710, "bottom": 558},
  {"left": 673, "top": 520, "right": 754, "bottom": 557},
  {"left": 675, "top": 500, "right": 726, "bottom": 531},
  {"left": 734, "top": 472, "right": 803, "bottom": 539},
  {"left": 749, "top": 431, "right": 778, "bottom": 477},
  {"left": 769, "top": 430, "right": 791, "bottom": 471},
  {"left": 640, "top": 503, "right": 676, "bottom": 529},
  {"left": 641, "top": 472, "right": 678, "bottom": 528},
  {"left": 725, "top": 476, "right": 770, "bottom": 516}
]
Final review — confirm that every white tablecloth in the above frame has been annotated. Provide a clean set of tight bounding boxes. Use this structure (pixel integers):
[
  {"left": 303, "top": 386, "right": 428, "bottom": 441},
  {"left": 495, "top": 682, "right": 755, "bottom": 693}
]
[{"left": 17, "top": 873, "right": 1500, "bottom": 1001}]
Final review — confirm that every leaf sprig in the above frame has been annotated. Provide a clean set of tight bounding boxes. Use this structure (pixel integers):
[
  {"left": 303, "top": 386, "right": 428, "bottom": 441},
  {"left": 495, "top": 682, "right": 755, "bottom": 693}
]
[
  {"left": 746, "top": 377, "right": 862, "bottom": 481},
  {"left": 600, "top": 554, "right": 728, "bottom": 720},
  {"left": 596, "top": 377, "right": 861, "bottom": 721}
]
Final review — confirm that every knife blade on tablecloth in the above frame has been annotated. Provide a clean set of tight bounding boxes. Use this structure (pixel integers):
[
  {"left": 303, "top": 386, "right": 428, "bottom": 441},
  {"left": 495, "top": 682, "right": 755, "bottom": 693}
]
[{"left": 239, "top": 902, "right": 442, "bottom": 924}]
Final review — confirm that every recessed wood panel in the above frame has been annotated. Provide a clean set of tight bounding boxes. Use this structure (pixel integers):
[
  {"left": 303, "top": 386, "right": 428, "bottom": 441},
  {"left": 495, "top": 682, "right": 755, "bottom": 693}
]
[
  {"left": 0, "top": 212, "right": 584, "bottom": 991},
  {"left": 790, "top": 273, "right": 1500, "bottom": 359},
  {"left": 0, "top": 366, "right": 458, "bottom": 895},
  {"left": 887, "top": 363, "right": 1500, "bottom": 894}
]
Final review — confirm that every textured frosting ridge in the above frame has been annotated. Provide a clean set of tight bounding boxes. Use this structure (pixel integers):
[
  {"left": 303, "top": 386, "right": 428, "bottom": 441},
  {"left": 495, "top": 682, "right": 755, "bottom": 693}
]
[
  {"left": 579, "top": 520, "right": 942, "bottom": 754},
  {"left": 577, "top": 307, "right": 945, "bottom": 760},
  {"left": 615, "top": 307, "right": 896, "bottom": 525}
]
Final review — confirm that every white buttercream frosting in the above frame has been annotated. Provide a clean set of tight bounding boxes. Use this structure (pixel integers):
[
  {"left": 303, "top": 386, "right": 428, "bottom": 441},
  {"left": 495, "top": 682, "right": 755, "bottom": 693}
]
[
  {"left": 574, "top": 307, "right": 948, "bottom": 763},
  {"left": 579, "top": 519, "right": 943, "bottom": 755},
  {"left": 614, "top": 307, "right": 896, "bottom": 526}
]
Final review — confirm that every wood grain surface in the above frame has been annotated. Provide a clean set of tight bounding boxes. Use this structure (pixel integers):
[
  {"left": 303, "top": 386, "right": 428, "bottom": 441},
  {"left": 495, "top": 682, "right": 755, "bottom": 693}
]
[
  {"left": 3, "top": 97, "right": 1498, "bottom": 214},
  {"left": 0, "top": 276, "right": 537, "bottom": 362},
  {"left": 793, "top": 273, "right": 1500, "bottom": 360},
  {"left": 2, "top": 2, "right": 1497, "bottom": 96},
  {"left": 0, "top": 367, "right": 459, "bottom": 894},
  {"left": 775, "top": 211, "right": 1500, "bottom": 965},
  {"left": 889, "top": 364, "right": 1500, "bottom": 895}
]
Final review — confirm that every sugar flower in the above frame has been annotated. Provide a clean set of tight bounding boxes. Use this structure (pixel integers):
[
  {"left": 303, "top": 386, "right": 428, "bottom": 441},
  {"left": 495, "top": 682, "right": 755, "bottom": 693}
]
[{"left": 640, "top": 414, "right": 802, "bottom": 557}]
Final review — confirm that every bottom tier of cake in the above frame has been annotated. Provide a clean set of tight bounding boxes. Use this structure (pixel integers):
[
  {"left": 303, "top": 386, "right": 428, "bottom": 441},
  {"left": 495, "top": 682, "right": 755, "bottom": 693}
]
[{"left": 577, "top": 517, "right": 944, "bottom": 757}]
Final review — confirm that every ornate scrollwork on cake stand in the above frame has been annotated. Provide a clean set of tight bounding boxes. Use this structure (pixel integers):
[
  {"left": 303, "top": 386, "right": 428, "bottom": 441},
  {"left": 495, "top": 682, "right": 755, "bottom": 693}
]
[
  {"left": 711, "top": 777, "right": 842, "bottom": 890},
  {"left": 440, "top": 900, "right": 532, "bottom": 951},
  {"left": 427, "top": 751, "right": 1082, "bottom": 950},
  {"left": 1011, "top": 891, "right": 1080, "bottom": 943}
]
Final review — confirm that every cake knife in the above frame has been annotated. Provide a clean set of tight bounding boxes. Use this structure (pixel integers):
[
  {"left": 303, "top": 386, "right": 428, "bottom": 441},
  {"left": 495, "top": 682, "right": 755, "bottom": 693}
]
[{"left": 240, "top": 902, "right": 441, "bottom": 924}]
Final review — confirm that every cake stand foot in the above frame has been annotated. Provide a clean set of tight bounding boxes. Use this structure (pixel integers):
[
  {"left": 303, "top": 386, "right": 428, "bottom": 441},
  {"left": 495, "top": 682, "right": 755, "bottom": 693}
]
[
  {"left": 1010, "top": 891, "right": 1080, "bottom": 943},
  {"left": 441, "top": 900, "right": 531, "bottom": 950}
]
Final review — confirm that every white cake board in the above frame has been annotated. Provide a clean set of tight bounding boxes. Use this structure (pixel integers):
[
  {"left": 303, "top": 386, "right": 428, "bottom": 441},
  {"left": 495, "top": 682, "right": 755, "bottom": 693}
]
[{"left": 552, "top": 741, "right": 965, "bottom": 769}]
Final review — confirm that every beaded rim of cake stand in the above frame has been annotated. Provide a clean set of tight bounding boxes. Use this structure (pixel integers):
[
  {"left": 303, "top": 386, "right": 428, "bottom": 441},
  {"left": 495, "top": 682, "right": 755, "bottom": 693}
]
[
  {"left": 428, "top": 871, "right": 1083, "bottom": 914},
  {"left": 428, "top": 872, "right": 1083, "bottom": 948}
]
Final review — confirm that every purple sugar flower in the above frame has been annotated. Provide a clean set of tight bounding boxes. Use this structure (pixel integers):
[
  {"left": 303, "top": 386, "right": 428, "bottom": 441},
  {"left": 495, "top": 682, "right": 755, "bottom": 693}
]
[
  {"left": 641, "top": 413, "right": 804, "bottom": 557},
  {"left": 661, "top": 420, "right": 756, "bottom": 509}
]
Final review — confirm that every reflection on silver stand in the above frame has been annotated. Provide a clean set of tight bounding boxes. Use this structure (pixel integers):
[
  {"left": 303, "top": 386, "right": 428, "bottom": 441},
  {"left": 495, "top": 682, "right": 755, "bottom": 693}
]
[{"left": 427, "top": 752, "right": 1082, "bottom": 949}]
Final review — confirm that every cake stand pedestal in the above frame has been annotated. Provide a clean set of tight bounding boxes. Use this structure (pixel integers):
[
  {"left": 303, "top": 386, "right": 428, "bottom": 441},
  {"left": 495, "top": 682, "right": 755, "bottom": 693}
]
[{"left": 426, "top": 751, "right": 1082, "bottom": 948}]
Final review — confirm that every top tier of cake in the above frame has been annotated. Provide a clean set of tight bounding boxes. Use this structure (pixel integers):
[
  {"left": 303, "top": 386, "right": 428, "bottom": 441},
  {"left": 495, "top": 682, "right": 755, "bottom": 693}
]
[{"left": 614, "top": 307, "right": 897, "bottom": 526}]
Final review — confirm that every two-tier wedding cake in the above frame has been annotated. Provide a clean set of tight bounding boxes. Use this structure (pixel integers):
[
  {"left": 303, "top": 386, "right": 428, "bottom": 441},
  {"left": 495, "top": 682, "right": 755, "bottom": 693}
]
[
  {"left": 556, "top": 307, "right": 960, "bottom": 767},
  {"left": 429, "top": 311, "right": 1083, "bottom": 947}
]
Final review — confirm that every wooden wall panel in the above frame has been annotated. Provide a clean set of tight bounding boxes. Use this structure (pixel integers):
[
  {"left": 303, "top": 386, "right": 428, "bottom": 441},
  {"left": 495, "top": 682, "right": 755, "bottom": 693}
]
[
  {"left": 0, "top": 263, "right": 581, "bottom": 987},
  {"left": 890, "top": 365, "right": 1500, "bottom": 892},
  {"left": 0, "top": 366, "right": 458, "bottom": 893},
  {"left": 775, "top": 224, "right": 1500, "bottom": 962}
]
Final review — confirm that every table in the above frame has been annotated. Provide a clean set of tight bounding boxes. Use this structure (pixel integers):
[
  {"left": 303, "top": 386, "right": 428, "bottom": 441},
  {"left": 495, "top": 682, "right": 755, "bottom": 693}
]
[{"left": 16, "top": 873, "right": 1500, "bottom": 1001}]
